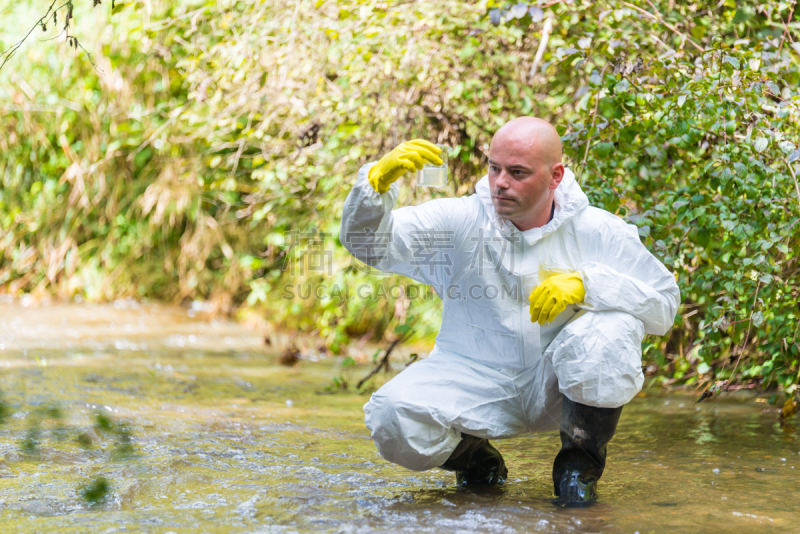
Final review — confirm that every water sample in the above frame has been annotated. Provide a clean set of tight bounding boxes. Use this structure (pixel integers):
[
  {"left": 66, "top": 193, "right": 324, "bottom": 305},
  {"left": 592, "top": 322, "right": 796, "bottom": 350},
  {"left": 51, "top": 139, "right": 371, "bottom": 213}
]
[
  {"left": 417, "top": 145, "right": 450, "bottom": 188},
  {"left": 417, "top": 167, "right": 448, "bottom": 187}
]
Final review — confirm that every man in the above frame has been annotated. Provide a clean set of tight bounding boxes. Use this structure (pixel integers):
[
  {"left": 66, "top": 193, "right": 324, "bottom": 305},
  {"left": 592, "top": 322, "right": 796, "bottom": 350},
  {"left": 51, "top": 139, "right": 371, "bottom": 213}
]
[{"left": 340, "top": 117, "right": 679, "bottom": 505}]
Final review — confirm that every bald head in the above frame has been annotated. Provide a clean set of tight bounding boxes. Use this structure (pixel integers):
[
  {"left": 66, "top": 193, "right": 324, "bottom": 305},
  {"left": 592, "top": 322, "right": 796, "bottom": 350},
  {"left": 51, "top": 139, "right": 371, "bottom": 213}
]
[
  {"left": 487, "top": 117, "right": 565, "bottom": 231},
  {"left": 490, "top": 117, "right": 562, "bottom": 166}
]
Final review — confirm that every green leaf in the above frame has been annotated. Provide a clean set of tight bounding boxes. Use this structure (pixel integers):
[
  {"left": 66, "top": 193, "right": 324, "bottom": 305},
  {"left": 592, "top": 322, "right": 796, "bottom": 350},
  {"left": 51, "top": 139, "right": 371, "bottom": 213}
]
[
  {"left": 394, "top": 324, "right": 411, "bottom": 336},
  {"left": 753, "top": 137, "right": 769, "bottom": 153},
  {"left": 723, "top": 56, "right": 740, "bottom": 70},
  {"left": 595, "top": 142, "right": 614, "bottom": 158},
  {"left": 557, "top": 47, "right": 582, "bottom": 59},
  {"left": 459, "top": 45, "right": 477, "bottom": 59},
  {"left": 690, "top": 25, "right": 706, "bottom": 39},
  {"left": 506, "top": 81, "right": 519, "bottom": 99},
  {"left": 690, "top": 228, "right": 711, "bottom": 248},
  {"left": 732, "top": 7, "right": 753, "bottom": 24}
]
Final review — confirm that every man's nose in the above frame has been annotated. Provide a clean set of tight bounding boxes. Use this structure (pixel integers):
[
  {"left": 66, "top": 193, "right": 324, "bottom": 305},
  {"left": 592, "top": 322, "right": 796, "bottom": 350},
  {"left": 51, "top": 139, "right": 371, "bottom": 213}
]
[{"left": 495, "top": 170, "right": 510, "bottom": 189}]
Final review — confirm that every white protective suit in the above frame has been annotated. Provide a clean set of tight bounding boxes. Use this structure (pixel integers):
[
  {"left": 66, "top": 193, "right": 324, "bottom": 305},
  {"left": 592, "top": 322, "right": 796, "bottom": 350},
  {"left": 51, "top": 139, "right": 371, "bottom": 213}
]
[{"left": 341, "top": 163, "right": 680, "bottom": 472}]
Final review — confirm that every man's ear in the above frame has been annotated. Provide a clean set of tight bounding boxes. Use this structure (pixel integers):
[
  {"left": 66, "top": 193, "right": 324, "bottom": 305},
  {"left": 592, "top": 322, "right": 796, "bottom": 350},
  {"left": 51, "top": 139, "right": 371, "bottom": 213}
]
[{"left": 550, "top": 163, "right": 565, "bottom": 189}]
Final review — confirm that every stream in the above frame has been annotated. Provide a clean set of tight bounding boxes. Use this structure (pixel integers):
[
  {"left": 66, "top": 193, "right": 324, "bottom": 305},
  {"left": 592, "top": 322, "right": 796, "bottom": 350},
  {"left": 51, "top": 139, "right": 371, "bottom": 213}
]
[{"left": 0, "top": 299, "right": 798, "bottom": 533}]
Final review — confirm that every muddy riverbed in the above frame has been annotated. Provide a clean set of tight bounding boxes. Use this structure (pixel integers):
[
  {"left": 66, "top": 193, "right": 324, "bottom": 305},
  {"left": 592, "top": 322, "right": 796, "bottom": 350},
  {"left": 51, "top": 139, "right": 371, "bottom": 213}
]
[{"left": 0, "top": 300, "right": 798, "bottom": 533}]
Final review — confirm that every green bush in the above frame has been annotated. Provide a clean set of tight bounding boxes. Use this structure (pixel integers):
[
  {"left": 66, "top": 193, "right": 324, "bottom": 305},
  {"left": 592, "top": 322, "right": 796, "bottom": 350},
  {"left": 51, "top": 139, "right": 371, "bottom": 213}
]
[{"left": 1, "top": 0, "right": 798, "bottom": 392}]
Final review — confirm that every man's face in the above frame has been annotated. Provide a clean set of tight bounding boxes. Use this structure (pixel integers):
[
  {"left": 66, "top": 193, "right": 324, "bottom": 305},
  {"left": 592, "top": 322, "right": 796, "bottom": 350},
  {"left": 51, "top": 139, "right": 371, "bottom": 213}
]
[{"left": 487, "top": 135, "right": 560, "bottom": 224}]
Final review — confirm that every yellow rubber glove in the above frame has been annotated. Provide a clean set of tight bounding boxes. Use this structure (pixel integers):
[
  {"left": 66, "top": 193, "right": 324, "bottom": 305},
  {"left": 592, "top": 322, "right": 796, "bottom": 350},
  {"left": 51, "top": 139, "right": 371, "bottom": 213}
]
[
  {"left": 368, "top": 140, "right": 442, "bottom": 193},
  {"left": 529, "top": 272, "right": 586, "bottom": 325}
]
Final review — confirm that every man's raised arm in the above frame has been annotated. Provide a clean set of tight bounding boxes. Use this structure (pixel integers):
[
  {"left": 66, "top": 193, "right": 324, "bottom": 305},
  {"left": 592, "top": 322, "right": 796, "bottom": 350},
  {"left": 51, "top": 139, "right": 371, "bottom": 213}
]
[{"left": 340, "top": 141, "right": 467, "bottom": 289}]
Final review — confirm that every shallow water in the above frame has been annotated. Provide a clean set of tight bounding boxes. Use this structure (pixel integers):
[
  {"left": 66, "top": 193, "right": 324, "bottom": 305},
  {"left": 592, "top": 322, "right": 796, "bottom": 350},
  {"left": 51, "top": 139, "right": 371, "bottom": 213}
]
[{"left": 1, "top": 301, "right": 798, "bottom": 533}]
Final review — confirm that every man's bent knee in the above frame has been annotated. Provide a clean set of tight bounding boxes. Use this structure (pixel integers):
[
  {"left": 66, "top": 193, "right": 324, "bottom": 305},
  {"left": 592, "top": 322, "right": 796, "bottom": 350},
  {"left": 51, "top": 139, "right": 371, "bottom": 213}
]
[
  {"left": 546, "top": 310, "right": 645, "bottom": 408},
  {"left": 364, "top": 388, "right": 461, "bottom": 471}
]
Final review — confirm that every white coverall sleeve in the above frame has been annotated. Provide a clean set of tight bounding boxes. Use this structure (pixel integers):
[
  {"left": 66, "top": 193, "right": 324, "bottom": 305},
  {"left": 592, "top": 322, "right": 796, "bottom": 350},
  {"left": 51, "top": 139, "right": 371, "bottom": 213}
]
[
  {"left": 340, "top": 162, "right": 467, "bottom": 289},
  {"left": 577, "top": 221, "right": 680, "bottom": 336}
]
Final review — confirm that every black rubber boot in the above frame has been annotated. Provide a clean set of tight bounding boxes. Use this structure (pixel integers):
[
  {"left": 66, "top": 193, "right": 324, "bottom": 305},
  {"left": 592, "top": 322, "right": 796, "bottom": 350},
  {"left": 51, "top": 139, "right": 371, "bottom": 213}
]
[
  {"left": 552, "top": 397, "right": 623, "bottom": 507},
  {"left": 440, "top": 433, "right": 508, "bottom": 486}
]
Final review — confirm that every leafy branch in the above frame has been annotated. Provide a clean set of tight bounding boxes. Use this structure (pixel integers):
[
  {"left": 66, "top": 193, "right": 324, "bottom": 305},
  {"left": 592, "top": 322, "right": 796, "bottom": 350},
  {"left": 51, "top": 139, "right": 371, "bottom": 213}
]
[
  {"left": 356, "top": 337, "right": 404, "bottom": 390},
  {"left": 622, "top": 1, "right": 704, "bottom": 52},
  {"left": 0, "top": 0, "right": 109, "bottom": 72},
  {"left": 356, "top": 323, "right": 416, "bottom": 390}
]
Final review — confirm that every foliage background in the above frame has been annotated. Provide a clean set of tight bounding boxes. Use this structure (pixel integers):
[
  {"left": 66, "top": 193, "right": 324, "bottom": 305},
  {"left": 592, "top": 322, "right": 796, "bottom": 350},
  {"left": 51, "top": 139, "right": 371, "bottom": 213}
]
[{"left": 1, "top": 0, "right": 799, "bottom": 396}]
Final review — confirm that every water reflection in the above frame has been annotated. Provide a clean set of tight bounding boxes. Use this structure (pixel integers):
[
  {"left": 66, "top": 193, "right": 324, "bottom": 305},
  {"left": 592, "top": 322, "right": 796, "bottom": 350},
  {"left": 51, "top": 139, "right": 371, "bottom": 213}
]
[{"left": 0, "top": 301, "right": 797, "bottom": 532}]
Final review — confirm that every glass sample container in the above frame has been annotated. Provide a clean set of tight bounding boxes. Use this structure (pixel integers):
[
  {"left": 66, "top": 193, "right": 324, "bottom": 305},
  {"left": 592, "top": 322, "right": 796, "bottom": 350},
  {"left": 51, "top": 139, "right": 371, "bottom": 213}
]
[{"left": 417, "top": 145, "right": 451, "bottom": 187}]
